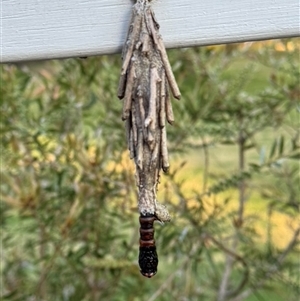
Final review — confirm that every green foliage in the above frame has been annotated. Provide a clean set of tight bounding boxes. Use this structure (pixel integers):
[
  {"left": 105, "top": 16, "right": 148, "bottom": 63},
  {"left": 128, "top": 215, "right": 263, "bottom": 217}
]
[{"left": 1, "top": 40, "right": 299, "bottom": 301}]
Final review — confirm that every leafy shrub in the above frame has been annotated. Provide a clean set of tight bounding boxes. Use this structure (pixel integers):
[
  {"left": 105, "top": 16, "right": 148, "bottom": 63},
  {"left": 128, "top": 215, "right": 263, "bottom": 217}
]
[{"left": 1, "top": 40, "right": 299, "bottom": 301}]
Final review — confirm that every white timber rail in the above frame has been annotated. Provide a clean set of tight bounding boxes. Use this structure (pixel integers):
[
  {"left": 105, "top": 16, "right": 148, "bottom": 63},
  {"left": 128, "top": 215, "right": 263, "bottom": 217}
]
[{"left": 1, "top": 0, "right": 299, "bottom": 63}]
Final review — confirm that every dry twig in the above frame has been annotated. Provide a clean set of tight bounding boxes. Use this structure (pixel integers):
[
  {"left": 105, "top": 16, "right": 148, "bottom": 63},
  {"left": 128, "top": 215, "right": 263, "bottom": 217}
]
[{"left": 118, "top": 0, "right": 180, "bottom": 216}]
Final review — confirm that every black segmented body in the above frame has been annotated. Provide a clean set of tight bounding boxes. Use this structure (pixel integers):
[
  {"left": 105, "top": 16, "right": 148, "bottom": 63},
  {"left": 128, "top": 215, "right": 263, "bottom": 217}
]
[{"left": 139, "top": 214, "right": 158, "bottom": 278}]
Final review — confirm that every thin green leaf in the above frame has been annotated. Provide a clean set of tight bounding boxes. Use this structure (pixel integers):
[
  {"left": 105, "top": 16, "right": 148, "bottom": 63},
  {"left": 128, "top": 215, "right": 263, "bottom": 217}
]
[
  {"left": 269, "top": 139, "right": 277, "bottom": 159},
  {"left": 279, "top": 135, "right": 285, "bottom": 156},
  {"left": 288, "top": 152, "right": 300, "bottom": 160}
]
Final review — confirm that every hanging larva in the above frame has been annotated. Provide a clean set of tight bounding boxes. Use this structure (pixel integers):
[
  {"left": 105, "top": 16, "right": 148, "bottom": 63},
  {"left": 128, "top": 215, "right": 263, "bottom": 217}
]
[
  {"left": 118, "top": 0, "right": 180, "bottom": 277},
  {"left": 139, "top": 214, "right": 158, "bottom": 278}
]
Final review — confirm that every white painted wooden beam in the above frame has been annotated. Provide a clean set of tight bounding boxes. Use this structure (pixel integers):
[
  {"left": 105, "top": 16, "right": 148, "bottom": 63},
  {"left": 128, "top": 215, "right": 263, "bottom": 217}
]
[{"left": 1, "top": 0, "right": 299, "bottom": 63}]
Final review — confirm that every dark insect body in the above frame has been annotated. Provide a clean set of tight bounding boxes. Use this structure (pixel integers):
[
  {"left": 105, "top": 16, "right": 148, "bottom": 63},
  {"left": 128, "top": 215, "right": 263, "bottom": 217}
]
[
  {"left": 139, "top": 214, "right": 158, "bottom": 278},
  {"left": 118, "top": 0, "right": 179, "bottom": 278}
]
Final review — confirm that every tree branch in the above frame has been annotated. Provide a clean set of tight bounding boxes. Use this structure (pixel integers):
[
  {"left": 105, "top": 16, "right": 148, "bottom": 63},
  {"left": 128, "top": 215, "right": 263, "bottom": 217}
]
[{"left": 230, "top": 227, "right": 300, "bottom": 301}]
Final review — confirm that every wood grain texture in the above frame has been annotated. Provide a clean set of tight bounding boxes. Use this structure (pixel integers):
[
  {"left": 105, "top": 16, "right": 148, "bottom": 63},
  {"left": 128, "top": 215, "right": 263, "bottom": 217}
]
[{"left": 1, "top": 0, "right": 299, "bottom": 63}]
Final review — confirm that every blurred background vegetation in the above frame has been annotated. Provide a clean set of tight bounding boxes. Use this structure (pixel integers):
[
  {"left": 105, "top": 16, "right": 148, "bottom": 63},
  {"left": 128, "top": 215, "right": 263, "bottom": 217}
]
[{"left": 0, "top": 39, "right": 299, "bottom": 301}]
